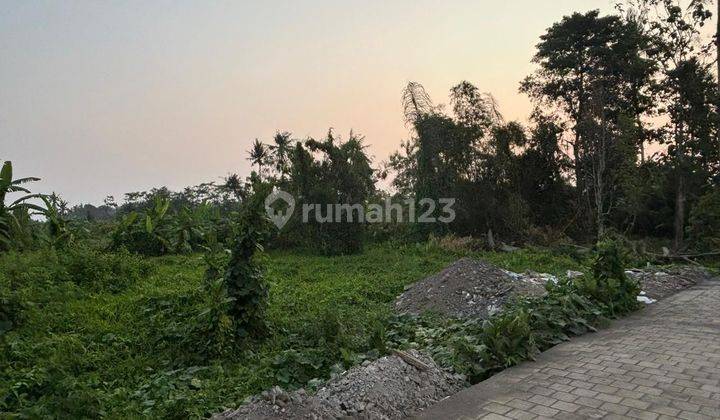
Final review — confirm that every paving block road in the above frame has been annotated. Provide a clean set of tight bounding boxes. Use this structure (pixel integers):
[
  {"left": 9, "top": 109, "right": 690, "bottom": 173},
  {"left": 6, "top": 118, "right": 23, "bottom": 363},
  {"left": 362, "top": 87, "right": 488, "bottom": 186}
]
[{"left": 415, "top": 279, "right": 720, "bottom": 420}]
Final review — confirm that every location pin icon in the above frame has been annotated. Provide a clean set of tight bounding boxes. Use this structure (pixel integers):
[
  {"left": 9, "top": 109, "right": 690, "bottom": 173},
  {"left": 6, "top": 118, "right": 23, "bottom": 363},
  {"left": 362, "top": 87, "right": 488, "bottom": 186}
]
[{"left": 264, "top": 189, "right": 295, "bottom": 229}]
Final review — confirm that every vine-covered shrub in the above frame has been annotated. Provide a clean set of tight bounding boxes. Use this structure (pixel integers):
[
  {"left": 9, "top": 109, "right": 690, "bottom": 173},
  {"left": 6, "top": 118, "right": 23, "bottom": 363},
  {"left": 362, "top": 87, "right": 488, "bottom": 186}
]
[
  {"left": 287, "top": 132, "right": 375, "bottom": 256},
  {"left": 224, "top": 185, "right": 271, "bottom": 338}
]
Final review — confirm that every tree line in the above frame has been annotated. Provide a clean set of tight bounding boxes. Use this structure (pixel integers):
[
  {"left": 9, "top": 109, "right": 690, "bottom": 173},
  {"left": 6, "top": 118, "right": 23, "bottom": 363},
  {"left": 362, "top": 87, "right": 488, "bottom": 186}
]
[{"left": 3, "top": 0, "right": 720, "bottom": 257}]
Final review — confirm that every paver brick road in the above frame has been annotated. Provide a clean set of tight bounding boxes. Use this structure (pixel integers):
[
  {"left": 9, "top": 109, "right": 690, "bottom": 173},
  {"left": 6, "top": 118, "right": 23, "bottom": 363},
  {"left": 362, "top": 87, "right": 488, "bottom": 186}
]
[{"left": 416, "top": 279, "right": 720, "bottom": 419}]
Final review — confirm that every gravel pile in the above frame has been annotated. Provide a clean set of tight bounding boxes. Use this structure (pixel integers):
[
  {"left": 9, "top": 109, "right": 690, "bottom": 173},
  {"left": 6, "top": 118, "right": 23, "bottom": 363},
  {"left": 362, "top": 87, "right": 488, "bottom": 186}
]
[
  {"left": 626, "top": 266, "right": 713, "bottom": 299},
  {"left": 213, "top": 350, "right": 464, "bottom": 420},
  {"left": 395, "top": 258, "right": 547, "bottom": 319}
]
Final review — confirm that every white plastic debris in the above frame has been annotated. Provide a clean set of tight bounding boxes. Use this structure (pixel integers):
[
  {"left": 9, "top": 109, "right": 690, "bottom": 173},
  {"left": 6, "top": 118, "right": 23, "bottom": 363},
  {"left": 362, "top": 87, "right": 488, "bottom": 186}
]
[
  {"left": 637, "top": 295, "right": 656, "bottom": 304},
  {"left": 566, "top": 270, "right": 584, "bottom": 279},
  {"left": 504, "top": 270, "right": 559, "bottom": 285}
]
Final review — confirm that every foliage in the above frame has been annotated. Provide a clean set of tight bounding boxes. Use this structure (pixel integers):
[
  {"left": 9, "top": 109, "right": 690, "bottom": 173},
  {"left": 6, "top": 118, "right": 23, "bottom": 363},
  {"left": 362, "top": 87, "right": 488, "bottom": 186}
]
[
  {"left": 36, "top": 195, "right": 75, "bottom": 248},
  {"left": 575, "top": 239, "right": 641, "bottom": 316},
  {"left": 0, "top": 242, "right": 465, "bottom": 418},
  {"left": 0, "top": 161, "right": 43, "bottom": 252},
  {"left": 247, "top": 138, "right": 270, "bottom": 177},
  {"left": 224, "top": 184, "right": 271, "bottom": 338},
  {"left": 689, "top": 188, "right": 720, "bottom": 251},
  {"left": 110, "top": 197, "right": 173, "bottom": 255},
  {"left": 110, "top": 197, "right": 230, "bottom": 256},
  {"left": 285, "top": 130, "right": 375, "bottom": 255}
]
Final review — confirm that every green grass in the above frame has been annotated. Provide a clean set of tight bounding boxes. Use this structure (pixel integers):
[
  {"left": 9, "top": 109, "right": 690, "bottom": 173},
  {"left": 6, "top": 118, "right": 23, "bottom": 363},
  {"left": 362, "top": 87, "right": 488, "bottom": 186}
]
[{"left": 0, "top": 242, "right": 586, "bottom": 418}]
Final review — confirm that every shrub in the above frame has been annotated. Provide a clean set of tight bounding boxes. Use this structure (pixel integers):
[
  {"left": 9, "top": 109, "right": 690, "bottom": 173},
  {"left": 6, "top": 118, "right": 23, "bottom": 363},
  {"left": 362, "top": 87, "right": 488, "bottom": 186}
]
[
  {"left": 141, "top": 284, "right": 235, "bottom": 363},
  {"left": 0, "top": 246, "right": 150, "bottom": 294},
  {"left": 689, "top": 189, "right": 720, "bottom": 251},
  {"left": 62, "top": 246, "right": 151, "bottom": 292},
  {"left": 110, "top": 197, "right": 173, "bottom": 256},
  {"left": 0, "top": 272, "right": 23, "bottom": 337},
  {"left": 481, "top": 308, "right": 535, "bottom": 372},
  {"left": 574, "top": 239, "right": 640, "bottom": 316}
]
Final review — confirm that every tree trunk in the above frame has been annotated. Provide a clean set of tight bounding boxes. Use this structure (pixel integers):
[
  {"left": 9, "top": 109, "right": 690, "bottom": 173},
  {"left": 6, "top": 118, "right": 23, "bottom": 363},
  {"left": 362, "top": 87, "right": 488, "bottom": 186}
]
[
  {"left": 595, "top": 177, "right": 605, "bottom": 240},
  {"left": 673, "top": 173, "right": 685, "bottom": 252}
]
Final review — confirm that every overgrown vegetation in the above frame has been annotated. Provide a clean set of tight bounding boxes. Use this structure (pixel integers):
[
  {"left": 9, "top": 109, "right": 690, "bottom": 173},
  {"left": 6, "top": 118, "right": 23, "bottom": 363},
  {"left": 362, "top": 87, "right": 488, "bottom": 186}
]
[
  {"left": 0, "top": 243, "right": 466, "bottom": 417},
  {"left": 2, "top": 229, "right": 651, "bottom": 418},
  {"left": 2, "top": 0, "right": 720, "bottom": 417}
]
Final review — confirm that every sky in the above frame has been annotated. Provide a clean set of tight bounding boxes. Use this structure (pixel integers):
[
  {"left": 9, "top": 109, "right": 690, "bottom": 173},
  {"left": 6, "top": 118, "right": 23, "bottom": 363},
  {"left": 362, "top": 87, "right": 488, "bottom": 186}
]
[{"left": 1, "top": 0, "right": 612, "bottom": 205}]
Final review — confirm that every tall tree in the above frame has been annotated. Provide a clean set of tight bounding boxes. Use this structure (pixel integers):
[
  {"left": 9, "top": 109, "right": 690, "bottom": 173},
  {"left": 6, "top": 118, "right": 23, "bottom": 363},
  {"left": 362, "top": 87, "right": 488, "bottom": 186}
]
[
  {"left": 247, "top": 139, "right": 269, "bottom": 177},
  {"left": 289, "top": 130, "right": 375, "bottom": 255},
  {"left": 402, "top": 81, "right": 434, "bottom": 125},
  {"left": 522, "top": 10, "right": 656, "bottom": 238},
  {"left": 620, "top": 0, "right": 717, "bottom": 250},
  {"left": 269, "top": 131, "right": 293, "bottom": 181}
]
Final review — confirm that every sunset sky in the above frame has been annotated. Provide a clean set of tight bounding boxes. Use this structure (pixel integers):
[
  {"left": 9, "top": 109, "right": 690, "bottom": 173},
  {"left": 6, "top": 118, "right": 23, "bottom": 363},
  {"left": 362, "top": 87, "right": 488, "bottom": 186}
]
[{"left": 2, "top": 0, "right": 611, "bottom": 205}]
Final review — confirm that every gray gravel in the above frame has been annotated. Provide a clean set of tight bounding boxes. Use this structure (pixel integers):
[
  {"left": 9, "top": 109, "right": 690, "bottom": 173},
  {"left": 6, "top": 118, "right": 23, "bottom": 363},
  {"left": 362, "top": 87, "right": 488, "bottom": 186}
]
[
  {"left": 394, "top": 258, "right": 546, "bottom": 319},
  {"left": 626, "top": 266, "right": 713, "bottom": 299},
  {"left": 213, "top": 349, "right": 464, "bottom": 420}
]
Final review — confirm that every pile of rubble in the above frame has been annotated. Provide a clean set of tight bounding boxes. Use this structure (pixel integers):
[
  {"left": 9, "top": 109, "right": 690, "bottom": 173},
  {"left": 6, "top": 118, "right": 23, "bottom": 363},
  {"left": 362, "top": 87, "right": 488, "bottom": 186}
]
[
  {"left": 213, "top": 350, "right": 464, "bottom": 420},
  {"left": 394, "top": 258, "right": 547, "bottom": 319},
  {"left": 625, "top": 266, "right": 712, "bottom": 300}
]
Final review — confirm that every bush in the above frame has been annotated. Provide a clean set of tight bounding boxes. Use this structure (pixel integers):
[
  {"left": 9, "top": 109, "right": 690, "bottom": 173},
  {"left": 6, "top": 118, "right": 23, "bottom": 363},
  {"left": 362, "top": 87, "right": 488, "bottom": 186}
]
[
  {"left": 62, "top": 246, "right": 151, "bottom": 292},
  {"left": 689, "top": 189, "right": 720, "bottom": 251},
  {"left": 0, "top": 272, "right": 23, "bottom": 337},
  {"left": 1, "top": 246, "right": 150, "bottom": 293},
  {"left": 574, "top": 239, "right": 640, "bottom": 316}
]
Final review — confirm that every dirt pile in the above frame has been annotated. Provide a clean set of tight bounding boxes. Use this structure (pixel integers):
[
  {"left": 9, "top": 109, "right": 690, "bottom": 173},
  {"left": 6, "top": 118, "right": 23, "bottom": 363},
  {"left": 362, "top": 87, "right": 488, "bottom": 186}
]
[
  {"left": 213, "top": 349, "right": 464, "bottom": 420},
  {"left": 626, "top": 266, "right": 713, "bottom": 299},
  {"left": 394, "top": 258, "right": 547, "bottom": 318}
]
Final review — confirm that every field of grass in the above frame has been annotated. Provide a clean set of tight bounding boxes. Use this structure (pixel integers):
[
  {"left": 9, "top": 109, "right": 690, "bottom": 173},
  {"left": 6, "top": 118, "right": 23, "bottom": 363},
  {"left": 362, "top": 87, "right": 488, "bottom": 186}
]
[{"left": 0, "top": 242, "right": 586, "bottom": 418}]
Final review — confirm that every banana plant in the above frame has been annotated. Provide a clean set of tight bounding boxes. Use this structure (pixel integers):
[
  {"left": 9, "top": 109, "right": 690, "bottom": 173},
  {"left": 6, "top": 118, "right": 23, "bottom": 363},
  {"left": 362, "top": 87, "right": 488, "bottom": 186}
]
[
  {"left": 34, "top": 195, "right": 74, "bottom": 248},
  {"left": 174, "top": 206, "right": 205, "bottom": 253},
  {"left": 143, "top": 196, "right": 173, "bottom": 253},
  {"left": 110, "top": 211, "right": 139, "bottom": 248},
  {"left": 0, "top": 161, "right": 43, "bottom": 251}
]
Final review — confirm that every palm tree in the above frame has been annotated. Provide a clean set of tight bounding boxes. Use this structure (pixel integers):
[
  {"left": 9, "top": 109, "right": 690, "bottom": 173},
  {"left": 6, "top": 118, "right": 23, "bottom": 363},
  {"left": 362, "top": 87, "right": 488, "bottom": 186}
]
[
  {"left": 269, "top": 131, "right": 293, "bottom": 181},
  {"left": 224, "top": 173, "right": 246, "bottom": 200},
  {"left": 247, "top": 139, "right": 268, "bottom": 177},
  {"left": 0, "top": 160, "right": 43, "bottom": 250}
]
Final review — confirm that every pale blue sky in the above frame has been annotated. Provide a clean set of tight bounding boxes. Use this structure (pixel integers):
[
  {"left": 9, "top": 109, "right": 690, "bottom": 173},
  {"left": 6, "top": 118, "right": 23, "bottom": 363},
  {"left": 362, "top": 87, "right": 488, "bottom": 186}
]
[{"left": 1, "top": 0, "right": 610, "bottom": 204}]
